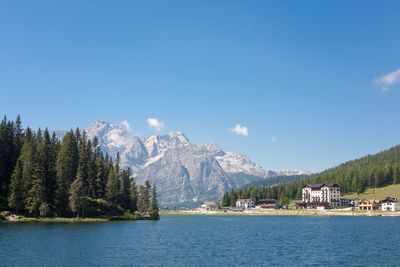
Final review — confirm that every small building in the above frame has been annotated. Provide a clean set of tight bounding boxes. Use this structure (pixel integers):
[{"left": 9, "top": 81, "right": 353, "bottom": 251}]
[
  {"left": 256, "top": 199, "right": 279, "bottom": 209},
  {"left": 381, "top": 197, "right": 398, "bottom": 211},
  {"left": 340, "top": 198, "right": 360, "bottom": 207},
  {"left": 358, "top": 199, "right": 381, "bottom": 211},
  {"left": 236, "top": 199, "right": 255, "bottom": 209},
  {"left": 200, "top": 202, "right": 217, "bottom": 210}
]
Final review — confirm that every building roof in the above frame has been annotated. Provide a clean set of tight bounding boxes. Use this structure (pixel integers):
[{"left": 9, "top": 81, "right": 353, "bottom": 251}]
[
  {"left": 258, "top": 199, "right": 278, "bottom": 204},
  {"left": 382, "top": 197, "right": 398, "bottom": 203},
  {"left": 201, "top": 202, "right": 217, "bottom": 206},
  {"left": 237, "top": 199, "right": 253, "bottom": 203},
  {"left": 359, "top": 199, "right": 380, "bottom": 204},
  {"left": 303, "top": 183, "right": 340, "bottom": 189}
]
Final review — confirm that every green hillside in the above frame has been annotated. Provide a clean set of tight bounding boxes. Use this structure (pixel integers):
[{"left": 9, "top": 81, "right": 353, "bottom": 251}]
[
  {"left": 222, "top": 144, "right": 400, "bottom": 206},
  {"left": 342, "top": 184, "right": 400, "bottom": 200}
]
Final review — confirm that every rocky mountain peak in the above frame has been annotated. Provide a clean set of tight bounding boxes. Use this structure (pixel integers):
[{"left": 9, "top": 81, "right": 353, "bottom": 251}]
[{"left": 54, "top": 119, "right": 310, "bottom": 205}]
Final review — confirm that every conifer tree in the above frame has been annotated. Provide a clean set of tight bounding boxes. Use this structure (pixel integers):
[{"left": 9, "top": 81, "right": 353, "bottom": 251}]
[
  {"left": 137, "top": 181, "right": 150, "bottom": 215},
  {"left": 21, "top": 128, "right": 45, "bottom": 217},
  {"left": 8, "top": 159, "right": 24, "bottom": 214},
  {"left": 129, "top": 176, "right": 138, "bottom": 213},
  {"left": 69, "top": 166, "right": 87, "bottom": 218},
  {"left": 120, "top": 168, "right": 131, "bottom": 210},
  {"left": 55, "top": 131, "right": 78, "bottom": 216},
  {"left": 106, "top": 168, "right": 119, "bottom": 204},
  {"left": 229, "top": 190, "right": 238, "bottom": 207},
  {"left": 149, "top": 184, "right": 159, "bottom": 220},
  {"left": 13, "top": 115, "right": 23, "bottom": 163},
  {"left": 95, "top": 157, "right": 106, "bottom": 198},
  {"left": 37, "top": 129, "right": 57, "bottom": 206},
  {"left": 222, "top": 192, "right": 230, "bottom": 207}
]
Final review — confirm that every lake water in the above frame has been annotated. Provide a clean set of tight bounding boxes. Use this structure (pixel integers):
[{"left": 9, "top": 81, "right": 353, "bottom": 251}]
[{"left": 1, "top": 215, "right": 400, "bottom": 266}]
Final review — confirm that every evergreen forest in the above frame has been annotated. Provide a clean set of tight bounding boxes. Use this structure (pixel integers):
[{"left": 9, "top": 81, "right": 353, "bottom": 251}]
[
  {"left": 0, "top": 115, "right": 159, "bottom": 220},
  {"left": 222, "top": 144, "right": 400, "bottom": 207}
]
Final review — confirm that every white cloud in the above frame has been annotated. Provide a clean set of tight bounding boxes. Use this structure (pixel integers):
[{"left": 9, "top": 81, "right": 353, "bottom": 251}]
[
  {"left": 374, "top": 68, "right": 400, "bottom": 92},
  {"left": 229, "top": 124, "right": 248, "bottom": 136},
  {"left": 271, "top": 136, "right": 277, "bottom": 143},
  {"left": 146, "top": 118, "right": 164, "bottom": 132},
  {"left": 120, "top": 120, "right": 131, "bottom": 132}
]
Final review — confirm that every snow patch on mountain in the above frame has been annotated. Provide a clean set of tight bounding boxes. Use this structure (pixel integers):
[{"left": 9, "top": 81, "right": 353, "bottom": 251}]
[
  {"left": 267, "top": 169, "right": 312, "bottom": 177},
  {"left": 201, "top": 142, "right": 266, "bottom": 178},
  {"left": 57, "top": 119, "right": 312, "bottom": 204}
]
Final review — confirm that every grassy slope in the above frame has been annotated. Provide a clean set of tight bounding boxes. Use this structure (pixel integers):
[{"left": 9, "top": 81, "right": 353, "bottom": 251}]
[{"left": 342, "top": 184, "right": 400, "bottom": 200}]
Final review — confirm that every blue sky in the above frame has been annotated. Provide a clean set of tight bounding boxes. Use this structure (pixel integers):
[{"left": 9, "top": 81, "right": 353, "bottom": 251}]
[{"left": 1, "top": 1, "right": 400, "bottom": 172}]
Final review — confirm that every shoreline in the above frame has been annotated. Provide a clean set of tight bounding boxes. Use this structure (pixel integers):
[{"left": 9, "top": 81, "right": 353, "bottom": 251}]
[
  {"left": 0, "top": 211, "right": 158, "bottom": 223},
  {"left": 160, "top": 209, "right": 400, "bottom": 217}
]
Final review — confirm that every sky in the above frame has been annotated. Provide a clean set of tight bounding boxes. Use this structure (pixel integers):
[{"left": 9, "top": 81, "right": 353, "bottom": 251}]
[{"left": 1, "top": 1, "right": 400, "bottom": 173}]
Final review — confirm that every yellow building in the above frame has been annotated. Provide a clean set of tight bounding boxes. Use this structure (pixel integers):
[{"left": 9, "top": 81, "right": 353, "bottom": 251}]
[{"left": 358, "top": 199, "right": 380, "bottom": 211}]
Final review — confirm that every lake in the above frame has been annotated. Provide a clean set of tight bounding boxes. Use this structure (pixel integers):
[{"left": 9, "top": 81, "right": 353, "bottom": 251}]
[{"left": 1, "top": 215, "right": 400, "bottom": 266}]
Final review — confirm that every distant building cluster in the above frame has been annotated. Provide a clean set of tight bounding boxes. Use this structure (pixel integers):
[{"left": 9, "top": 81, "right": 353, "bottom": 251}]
[
  {"left": 199, "top": 183, "right": 399, "bottom": 213},
  {"left": 296, "top": 183, "right": 399, "bottom": 211}
]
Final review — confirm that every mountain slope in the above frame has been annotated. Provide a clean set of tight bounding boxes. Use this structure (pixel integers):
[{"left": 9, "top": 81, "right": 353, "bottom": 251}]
[
  {"left": 241, "top": 175, "right": 309, "bottom": 189},
  {"left": 84, "top": 120, "right": 235, "bottom": 204},
  {"left": 67, "top": 120, "right": 311, "bottom": 205},
  {"left": 223, "top": 144, "right": 400, "bottom": 206}
]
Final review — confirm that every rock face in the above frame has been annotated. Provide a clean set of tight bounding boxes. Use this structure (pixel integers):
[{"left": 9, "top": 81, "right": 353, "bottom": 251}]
[
  {"left": 84, "top": 120, "right": 235, "bottom": 204},
  {"left": 68, "top": 120, "right": 311, "bottom": 205}
]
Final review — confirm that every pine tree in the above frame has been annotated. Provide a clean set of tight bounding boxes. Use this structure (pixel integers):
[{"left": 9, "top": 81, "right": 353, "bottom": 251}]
[
  {"left": 86, "top": 140, "right": 97, "bottom": 198},
  {"left": 129, "top": 176, "right": 138, "bottom": 213},
  {"left": 106, "top": 168, "right": 119, "bottom": 204},
  {"left": 229, "top": 190, "right": 238, "bottom": 207},
  {"left": 8, "top": 159, "right": 24, "bottom": 214},
  {"left": 69, "top": 166, "right": 87, "bottom": 218},
  {"left": 13, "top": 115, "right": 23, "bottom": 163},
  {"left": 222, "top": 192, "right": 230, "bottom": 207},
  {"left": 94, "top": 157, "right": 106, "bottom": 198},
  {"left": 149, "top": 184, "right": 159, "bottom": 220},
  {"left": 37, "top": 129, "right": 57, "bottom": 207},
  {"left": 137, "top": 181, "right": 150, "bottom": 215},
  {"left": 20, "top": 128, "right": 46, "bottom": 217},
  {"left": 26, "top": 172, "right": 44, "bottom": 217},
  {"left": 55, "top": 131, "right": 78, "bottom": 216},
  {"left": 120, "top": 168, "right": 131, "bottom": 210}
]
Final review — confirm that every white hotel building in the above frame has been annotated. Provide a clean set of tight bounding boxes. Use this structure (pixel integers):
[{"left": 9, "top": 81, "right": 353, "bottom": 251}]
[{"left": 302, "top": 183, "right": 341, "bottom": 209}]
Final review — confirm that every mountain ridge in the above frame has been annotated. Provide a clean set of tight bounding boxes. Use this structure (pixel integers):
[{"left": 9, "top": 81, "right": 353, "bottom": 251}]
[{"left": 54, "top": 120, "right": 311, "bottom": 205}]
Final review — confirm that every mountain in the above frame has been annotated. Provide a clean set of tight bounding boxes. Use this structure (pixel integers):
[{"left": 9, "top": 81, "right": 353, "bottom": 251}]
[
  {"left": 241, "top": 175, "right": 309, "bottom": 189},
  {"left": 267, "top": 169, "right": 312, "bottom": 177},
  {"left": 83, "top": 120, "right": 234, "bottom": 205},
  {"left": 56, "top": 120, "right": 309, "bottom": 205},
  {"left": 201, "top": 142, "right": 267, "bottom": 187}
]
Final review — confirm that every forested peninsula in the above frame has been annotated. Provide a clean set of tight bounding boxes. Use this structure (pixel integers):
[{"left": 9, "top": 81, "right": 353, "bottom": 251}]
[{"left": 0, "top": 115, "right": 159, "bottom": 221}]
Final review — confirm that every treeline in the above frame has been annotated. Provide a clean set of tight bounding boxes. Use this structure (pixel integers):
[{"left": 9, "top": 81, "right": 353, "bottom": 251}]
[
  {"left": 222, "top": 145, "right": 400, "bottom": 206},
  {"left": 0, "top": 115, "right": 159, "bottom": 219}
]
